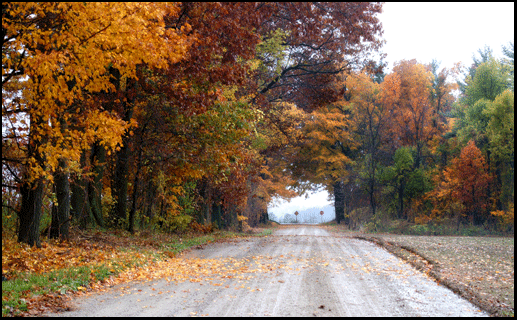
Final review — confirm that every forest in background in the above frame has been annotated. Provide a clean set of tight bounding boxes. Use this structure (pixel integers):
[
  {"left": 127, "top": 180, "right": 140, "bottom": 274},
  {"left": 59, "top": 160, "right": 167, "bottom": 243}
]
[{"left": 2, "top": 3, "right": 514, "bottom": 249}]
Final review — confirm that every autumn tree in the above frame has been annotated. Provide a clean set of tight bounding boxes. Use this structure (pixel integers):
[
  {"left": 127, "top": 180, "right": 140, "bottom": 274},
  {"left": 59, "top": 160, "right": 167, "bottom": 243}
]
[
  {"left": 251, "top": 2, "right": 385, "bottom": 169},
  {"left": 113, "top": 2, "right": 266, "bottom": 231},
  {"left": 387, "top": 60, "right": 444, "bottom": 168},
  {"left": 427, "top": 139, "right": 507, "bottom": 230},
  {"left": 284, "top": 101, "right": 357, "bottom": 224},
  {"left": 3, "top": 2, "right": 388, "bottom": 239},
  {"left": 345, "top": 71, "right": 399, "bottom": 217},
  {"left": 448, "top": 141, "right": 493, "bottom": 224},
  {"left": 245, "top": 102, "right": 305, "bottom": 225},
  {"left": 2, "top": 2, "right": 188, "bottom": 245},
  {"left": 452, "top": 56, "right": 513, "bottom": 218},
  {"left": 254, "top": 2, "right": 384, "bottom": 110},
  {"left": 427, "top": 60, "right": 458, "bottom": 129},
  {"left": 483, "top": 90, "right": 514, "bottom": 214},
  {"left": 424, "top": 164, "right": 464, "bottom": 229},
  {"left": 249, "top": 3, "right": 386, "bottom": 225}
]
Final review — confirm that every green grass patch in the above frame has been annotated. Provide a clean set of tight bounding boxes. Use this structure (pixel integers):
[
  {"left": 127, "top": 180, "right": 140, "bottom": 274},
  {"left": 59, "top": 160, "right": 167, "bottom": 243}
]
[
  {"left": 2, "top": 266, "right": 92, "bottom": 316},
  {"left": 253, "top": 228, "right": 272, "bottom": 237},
  {"left": 161, "top": 234, "right": 216, "bottom": 256}
]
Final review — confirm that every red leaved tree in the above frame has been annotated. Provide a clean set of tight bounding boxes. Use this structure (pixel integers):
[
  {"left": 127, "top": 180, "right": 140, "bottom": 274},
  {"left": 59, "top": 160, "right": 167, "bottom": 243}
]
[{"left": 448, "top": 140, "right": 494, "bottom": 225}]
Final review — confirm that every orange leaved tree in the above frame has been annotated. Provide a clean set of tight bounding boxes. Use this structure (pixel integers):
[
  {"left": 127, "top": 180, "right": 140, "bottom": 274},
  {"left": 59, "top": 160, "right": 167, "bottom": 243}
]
[
  {"left": 428, "top": 140, "right": 494, "bottom": 226},
  {"left": 388, "top": 60, "right": 442, "bottom": 168},
  {"left": 2, "top": 3, "right": 189, "bottom": 246}
]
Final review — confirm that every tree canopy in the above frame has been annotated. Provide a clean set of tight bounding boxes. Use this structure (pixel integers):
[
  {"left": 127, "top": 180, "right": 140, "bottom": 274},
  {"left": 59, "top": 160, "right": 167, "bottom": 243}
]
[{"left": 2, "top": 3, "right": 513, "bottom": 250}]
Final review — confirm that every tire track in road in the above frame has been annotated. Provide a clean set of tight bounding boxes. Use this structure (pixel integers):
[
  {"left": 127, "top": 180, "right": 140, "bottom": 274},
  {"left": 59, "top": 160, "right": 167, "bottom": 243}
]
[{"left": 47, "top": 226, "right": 488, "bottom": 317}]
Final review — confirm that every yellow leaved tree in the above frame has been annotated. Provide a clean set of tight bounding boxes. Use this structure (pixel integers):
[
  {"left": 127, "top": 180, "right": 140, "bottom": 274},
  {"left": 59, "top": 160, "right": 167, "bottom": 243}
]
[{"left": 2, "top": 2, "right": 189, "bottom": 246}]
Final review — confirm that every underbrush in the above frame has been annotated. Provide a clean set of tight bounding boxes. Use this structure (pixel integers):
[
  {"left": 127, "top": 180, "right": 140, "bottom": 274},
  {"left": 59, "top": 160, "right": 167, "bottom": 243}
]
[{"left": 363, "top": 217, "right": 511, "bottom": 236}]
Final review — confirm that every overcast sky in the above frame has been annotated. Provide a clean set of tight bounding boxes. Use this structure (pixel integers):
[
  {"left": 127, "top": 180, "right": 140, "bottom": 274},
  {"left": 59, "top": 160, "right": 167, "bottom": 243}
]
[
  {"left": 381, "top": 2, "right": 514, "bottom": 71},
  {"left": 267, "top": 2, "right": 514, "bottom": 218}
]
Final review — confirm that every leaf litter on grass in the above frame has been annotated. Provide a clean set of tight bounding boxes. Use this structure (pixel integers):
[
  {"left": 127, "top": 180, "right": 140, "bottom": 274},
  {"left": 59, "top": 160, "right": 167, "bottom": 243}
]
[{"left": 1, "top": 229, "right": 263, "bottom": 316}]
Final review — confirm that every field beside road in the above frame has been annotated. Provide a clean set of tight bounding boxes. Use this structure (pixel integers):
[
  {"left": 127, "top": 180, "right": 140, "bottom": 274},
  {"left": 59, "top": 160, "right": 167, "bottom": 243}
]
[{"left": 324, "top": 224, "right": 514, "bottom": 317}]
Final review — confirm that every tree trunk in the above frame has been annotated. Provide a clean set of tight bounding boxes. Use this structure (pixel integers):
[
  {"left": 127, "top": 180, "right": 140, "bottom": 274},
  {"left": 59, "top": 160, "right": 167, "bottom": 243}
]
[
  {"left": 112, "top": 133, "right": 130, "bottom": 228},
  {"left": 53, "top": 159, "right": 70, "bottom": 240},
  {"left": 110, "top": 68, "right": 137, "bottom": 228},
  {"left": 71, "top": 179, "right": 92, "bottom": 229},
  {"left": 18, "top": 179, "right": 45, "bottom": 247},
  {"left": 259, "top": 207, "right": 268, "bottom": 225},
  {"left": 71, "top": 152, "right": 92, "bottom": 229},
  {"left": 212, "top": 202, "right": 222, "bottom": 229},
  {"left": 49, "top": 204, "right": 59, "bottom": 239},
  {"left": 142, "top": 180, "right": 156, "bottom": 228},
  {"left": 88, "top": 142, "right": 105, "bottom": 227},
  {"left": 366, "top": 171, "right": 377, "bottom": 220},
  {"left": 398, "top": 183, "right": 405, "bottom": 219},
  {"left": 415, "top": 143, "right": 423, "bottom": 169},
  {"left": 333, "top": 180, "right": 345, "bottom": 224},
  {"left": 18, "top": 108, "right": 46, "bottom": 247},
  {"left": 197, "top": 178, "right": 212, "bottom": 225},
  {"left": 344, "top": 186, "right": 354, "bottom": 229},
  {"left": 128, "top": 143, "right": 143, "bottom": 234}
]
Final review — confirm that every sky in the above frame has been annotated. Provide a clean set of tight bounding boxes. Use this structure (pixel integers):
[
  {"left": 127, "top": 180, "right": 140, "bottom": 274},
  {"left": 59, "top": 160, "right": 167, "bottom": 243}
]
[
  {"left": 268, "top": 188, "right": 333, "bottom": 218},
  {"left": 267, "top": 2, "right": 514, "bottom": 220},
  {"left": 381, "top": 2, "right": 514, "bottom": 72}
]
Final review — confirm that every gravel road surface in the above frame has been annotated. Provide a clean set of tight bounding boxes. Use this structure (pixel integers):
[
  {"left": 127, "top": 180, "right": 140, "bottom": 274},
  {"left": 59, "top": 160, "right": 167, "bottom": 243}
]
[{"left": 47, "top": 226, "right": 488, "bottom": 317}]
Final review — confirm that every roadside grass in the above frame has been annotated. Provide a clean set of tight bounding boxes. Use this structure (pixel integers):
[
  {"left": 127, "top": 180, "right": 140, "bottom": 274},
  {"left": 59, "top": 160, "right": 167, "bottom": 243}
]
[
  {"left": 2, "top": 227, "right": 272, "bottom": 317},
  {"left": 327, "top": 225, "right": 514, "bottom": 317}
]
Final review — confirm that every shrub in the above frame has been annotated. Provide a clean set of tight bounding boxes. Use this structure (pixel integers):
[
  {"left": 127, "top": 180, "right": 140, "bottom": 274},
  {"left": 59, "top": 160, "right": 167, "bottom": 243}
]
[
  {"left": 237, "top": 215, "right": 251, "bottom": 233},
  {"left": 164, "top": 214, "right": 193, "bottom": 234},
  {"left": 461, "top": 224, "right": 489, "bottom": 236},
  {"left": 408, "top": 224, "right": 429, "bottom": 235},
  {"left": 189, "top": 221, "right": 213, "bottom": 234}
]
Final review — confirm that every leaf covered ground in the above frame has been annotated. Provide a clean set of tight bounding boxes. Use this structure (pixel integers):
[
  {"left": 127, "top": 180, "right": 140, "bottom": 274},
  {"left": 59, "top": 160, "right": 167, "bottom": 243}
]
[
  {"left": 1, "top": 227, "right": 271, "bottom": 316},
  {"left": 324, "top": 224, "right": 514, "bottom": 317}
]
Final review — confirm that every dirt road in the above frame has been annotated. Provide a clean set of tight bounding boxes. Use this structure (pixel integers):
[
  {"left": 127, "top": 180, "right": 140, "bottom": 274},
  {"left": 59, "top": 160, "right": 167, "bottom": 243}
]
[{"left": 48, "top": 226, "right": 488, "bottom": 317}]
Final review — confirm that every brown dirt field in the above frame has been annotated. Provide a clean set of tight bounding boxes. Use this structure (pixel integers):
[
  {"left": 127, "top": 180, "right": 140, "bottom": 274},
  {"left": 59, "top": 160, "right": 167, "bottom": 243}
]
[{"left": 323, "top": 225, "right": 514, "bottom": 317}]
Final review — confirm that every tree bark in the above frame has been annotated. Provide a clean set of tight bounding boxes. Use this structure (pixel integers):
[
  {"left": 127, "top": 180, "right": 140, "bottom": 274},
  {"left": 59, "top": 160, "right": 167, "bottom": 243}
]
[
  {"left": 110, "top": 67, "right": 137, "bottom": 228},
  {"left": 53, "top": 159, "right": 70, "bottom": 240},
  {"left": 333, "top": 180, "right": 345, "bottom": 224},
  {"left": 197, "top": 178, "right": 212, "bottom": 225},
  {"left": 18, "top": 178, "right": 45, "bottom": 247},
  {"left": 71, "top": 152, "right": 92, "bottom": 229},
  {"left": 128, "top": 143, "right": 143, "bottom": 234},
  {"left": 49, "top": 203, "right": 59, "bottom": 239},
  {"left": 142, "top": 180, "right": 156, "bottom": 228},
  {"left": 212, "top": 202, "right": 222, "bottom": 229},
  {"left": 88, "top": 142, "right": 105, "bottom": 227},
  {"left": 112, "top": 132, "right": 130, "bottom": 228},
  {"left": 18, "top": 110, "right": 46, "bottom": 247}
]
